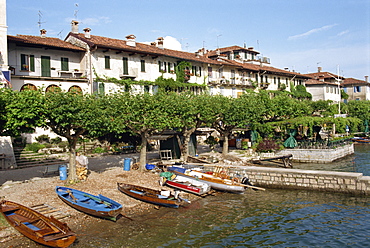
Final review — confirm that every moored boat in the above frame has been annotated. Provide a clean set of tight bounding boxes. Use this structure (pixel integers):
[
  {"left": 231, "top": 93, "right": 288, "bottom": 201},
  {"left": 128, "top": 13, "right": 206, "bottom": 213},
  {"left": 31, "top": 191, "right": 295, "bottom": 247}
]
[
  {"left": 55, "top": 186, "right": 122, "bottom": 221},
  {"left": 159, "top": 172, "right": 212, "bottom": 196},
  {"left": 117, "top": 183, "right": 187, "bottom": 208},
  {"left": 351, "top": 137, "right": 370, "bottom": 143},
  {"left": 0, "top": 200, "right": 76, "bottom": 248}
]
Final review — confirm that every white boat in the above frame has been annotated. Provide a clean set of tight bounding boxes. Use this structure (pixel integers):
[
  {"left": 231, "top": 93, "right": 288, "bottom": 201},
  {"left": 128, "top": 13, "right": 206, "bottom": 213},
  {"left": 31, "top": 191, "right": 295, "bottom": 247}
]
[{"left": 160, "top": 172, "right": 211, "bottom": 196}]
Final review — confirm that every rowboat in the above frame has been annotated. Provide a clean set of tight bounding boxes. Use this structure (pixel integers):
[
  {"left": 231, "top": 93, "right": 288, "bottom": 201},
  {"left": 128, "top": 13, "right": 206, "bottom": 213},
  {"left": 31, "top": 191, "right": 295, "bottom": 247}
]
[
  {"left": 174, "top": 170, "right": 246, "bottom": 194},
  {"left": 55, "top": 186, "right": 122, "bottom": 221},
  {"left": 351, "top": 137, "right": 370, "bottom": 143},
  {"left": 117, "top": 183, "right": 187, "bottom": 208},
  {"left": 160, "top": 171, "right": 211, "bottom": 196},
  {"left": 0, "top": 200, "right": 76, "bottom": 248}
]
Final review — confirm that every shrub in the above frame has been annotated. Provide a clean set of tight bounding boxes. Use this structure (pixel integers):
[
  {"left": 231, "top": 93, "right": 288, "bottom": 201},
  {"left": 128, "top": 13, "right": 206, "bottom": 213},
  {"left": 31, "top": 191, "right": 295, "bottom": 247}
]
[
  {"left": 93, "top": 147, "right": 107, "bottom": 154},
  {"left": 25, "top": 143, "right": 46, "bottom": 153},
  {"left": 58, "top": 141, "right": 69, "bottom": 149},
  {"left": 256, "top": 139, "right": 281, "bottom": 153},
  {"left": 35, "top": 135, "right": 50, "bottom": 143},
  {"left": 50, "top": 137, "right": 62, "bottom": 144}
]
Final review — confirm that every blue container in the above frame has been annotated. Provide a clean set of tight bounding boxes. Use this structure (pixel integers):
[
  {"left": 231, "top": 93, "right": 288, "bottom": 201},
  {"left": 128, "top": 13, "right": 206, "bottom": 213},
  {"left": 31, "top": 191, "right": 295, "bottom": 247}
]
[
  {"left": 124, "top": 158, "right": 132, "bottom": 171},
  {"left": 59, "top": 165, "right": 67, "bottom": 180},
  {"left": 145, "top": 164, "right": 155, "bottom": 170},
  {"left": 167, "top": 166, "right": 186, "bottom": 174}
]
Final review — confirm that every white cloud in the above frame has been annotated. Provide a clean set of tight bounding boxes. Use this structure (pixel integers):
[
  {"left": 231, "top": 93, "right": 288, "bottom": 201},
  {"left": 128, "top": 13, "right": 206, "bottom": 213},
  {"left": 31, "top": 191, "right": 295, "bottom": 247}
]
[
  {"left": 337, "top": 30, "right": 349, "bottom": 36},
  {"left": 288, "top": 24, "right": 338, "bottom": 40},
  {"left": 163, "top": 36, "right": 182, "bottom": 51}
]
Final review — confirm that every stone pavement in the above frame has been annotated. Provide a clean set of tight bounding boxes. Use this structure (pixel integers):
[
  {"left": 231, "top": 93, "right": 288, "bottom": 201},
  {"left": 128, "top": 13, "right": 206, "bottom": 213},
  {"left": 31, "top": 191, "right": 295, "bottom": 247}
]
[{"left": 0, "top": 150, "right": 161, "bottom": 185}]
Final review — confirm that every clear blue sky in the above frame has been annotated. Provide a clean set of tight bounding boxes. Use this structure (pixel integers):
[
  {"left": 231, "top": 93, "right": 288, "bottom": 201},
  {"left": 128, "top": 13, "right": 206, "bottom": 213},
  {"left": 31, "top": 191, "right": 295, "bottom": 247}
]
[{"left": 7, "top": 0, "right": 370, "bottom": 80}]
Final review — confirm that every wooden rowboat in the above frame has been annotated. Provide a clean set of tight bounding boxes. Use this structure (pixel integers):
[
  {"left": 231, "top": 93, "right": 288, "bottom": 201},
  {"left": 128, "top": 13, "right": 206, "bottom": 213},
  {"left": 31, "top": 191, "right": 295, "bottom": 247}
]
[
  {"left": 55, "top": 186, "right": 122, "bottom": 221},
  {"left": 160, "top": 172, "right": 211, "bottom": 196},
  {"left": 0, "top": 200, "right": 76, "bottom": 248},
  {"left": 117, "top": 183, "right": 186, "bottom": 208}
]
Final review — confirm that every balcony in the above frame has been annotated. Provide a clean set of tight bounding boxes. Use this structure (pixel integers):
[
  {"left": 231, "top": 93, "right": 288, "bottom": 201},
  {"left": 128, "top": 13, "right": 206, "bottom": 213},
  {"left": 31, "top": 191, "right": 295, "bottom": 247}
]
[
  {"left": 120, "top": 68, "right": 138, "bottom": 79},
  {"left": 58, "top": 70, "right": 83, "bottom": 78}
]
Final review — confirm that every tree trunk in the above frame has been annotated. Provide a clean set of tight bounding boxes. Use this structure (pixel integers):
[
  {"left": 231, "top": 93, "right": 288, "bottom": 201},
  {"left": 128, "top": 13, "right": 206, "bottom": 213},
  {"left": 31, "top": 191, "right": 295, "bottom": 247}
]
[
  {"left": 67, "top": 138, "right": 78, "bottom": 182},
  {"left": 139, "top": 132, "right": 148, "bottom": 172},
  {"left": 179, "top": 127, "right": 196, "bottom": 162},
  {"left": 222, "top": 134, "right": 229, "bottom": 155}
]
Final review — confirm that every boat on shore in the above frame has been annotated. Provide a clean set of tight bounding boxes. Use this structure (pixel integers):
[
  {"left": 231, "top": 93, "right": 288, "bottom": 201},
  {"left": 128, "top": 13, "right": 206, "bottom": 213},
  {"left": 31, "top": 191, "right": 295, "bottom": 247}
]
[
  {"left": 55, "top": 186, "right": 122, "bottom": 221},
  {"left": 117, "top": 183, "right": 187, "bottom": 208},
  {"left": 351, "top": 137, "right": 370, "bottom": 143},
  {"left": 171, "top": 170, "right": 246, "bottom": 194},
  {"left": 159, "top": 172, "right": 212, "bottom": 196},
  {"left": 0, "top": 200, "right": 76, "bottom": 248}
]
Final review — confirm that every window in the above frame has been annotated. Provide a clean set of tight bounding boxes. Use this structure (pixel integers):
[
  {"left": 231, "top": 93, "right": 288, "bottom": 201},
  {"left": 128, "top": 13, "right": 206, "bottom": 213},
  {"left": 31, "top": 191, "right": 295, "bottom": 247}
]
[
  {"left": 354, "top": 86, "right": 361, "bottom": 93},
  {"left": 274, "top": 77, "right": 276, "bottom": 84},
  {"left": 104, "top": 56, "right": 110, "bottom": 69},
  {"left": 167, "top": 62, "right": 171, "bottom": 73},
  {"left": 140, "top": 60, "right": 145, "bottom": 72},
  {"left": 21, "top": 54, "right": 35, "bottom": 71},
  {"left": 163, "top": 62, "right": 167, "bottom": 72},
  {"left": 123, "top": 57, "right": 128, "bottom": 74},
  {"left": 61, "top": 57, "right": 69, "bottom": 71},
  {"left": 41, "top": 56, "right": 51, "bottom": 77},
  {"left": 198, "top": 66, "right": 202, "bottom": 76},
  {"left": 158, "top": 61, "right": 162, "bottom": 72}
]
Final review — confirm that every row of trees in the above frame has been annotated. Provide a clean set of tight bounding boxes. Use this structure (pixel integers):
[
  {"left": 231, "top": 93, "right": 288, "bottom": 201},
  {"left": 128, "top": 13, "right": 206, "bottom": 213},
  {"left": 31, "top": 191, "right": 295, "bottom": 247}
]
[{"left": 1, "top": 88, "right": 369, "bottom": 182}]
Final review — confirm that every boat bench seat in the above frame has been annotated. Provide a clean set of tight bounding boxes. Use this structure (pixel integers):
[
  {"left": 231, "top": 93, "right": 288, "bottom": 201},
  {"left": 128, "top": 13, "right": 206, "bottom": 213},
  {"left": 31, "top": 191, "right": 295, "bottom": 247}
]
[
  {"left": 35, "top": 229, "right": 58, "bottom": 237},
  {"left": 43, "top": 231, "right": 75, "bottom": 241}
]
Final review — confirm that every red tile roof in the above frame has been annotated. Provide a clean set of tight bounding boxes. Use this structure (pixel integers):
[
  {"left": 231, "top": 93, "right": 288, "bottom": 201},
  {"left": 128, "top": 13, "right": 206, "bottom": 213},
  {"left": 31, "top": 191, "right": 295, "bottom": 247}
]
[
  {"left": 67, "top": 33, "right": 223, "bottom": 65},
  {"left": 8, "top": 35, "right": 85, "bottom": 51},
  {"left": 342, "top": 78, "right": 370, "bottom": 86},
  {"left": 218, "top": 58, "right": 310, "bottom": 78},
  {"left": 305, "top": 79, "right": 339, "bottom": 86},
  {"left": 304, "top": 71, "right": 344, "bottom": 80},
  {"left": 206, "top": 45, "right": 260, "bottom": 57}
]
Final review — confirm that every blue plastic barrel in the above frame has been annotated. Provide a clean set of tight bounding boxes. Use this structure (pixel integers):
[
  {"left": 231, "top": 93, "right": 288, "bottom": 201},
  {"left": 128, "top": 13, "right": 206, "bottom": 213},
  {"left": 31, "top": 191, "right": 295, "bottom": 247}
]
[
  {"left": 59, "top": 165, "right": 67, "bottom": 180},
  {"left": 124, "top": 158, "right": 132, "bottom": 171}
]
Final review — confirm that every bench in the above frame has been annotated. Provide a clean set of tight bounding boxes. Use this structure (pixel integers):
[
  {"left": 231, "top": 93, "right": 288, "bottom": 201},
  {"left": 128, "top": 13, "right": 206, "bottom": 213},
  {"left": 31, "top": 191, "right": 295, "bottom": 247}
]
[{"left": 43, "top": 164, "right": 61, "bottom": 176}]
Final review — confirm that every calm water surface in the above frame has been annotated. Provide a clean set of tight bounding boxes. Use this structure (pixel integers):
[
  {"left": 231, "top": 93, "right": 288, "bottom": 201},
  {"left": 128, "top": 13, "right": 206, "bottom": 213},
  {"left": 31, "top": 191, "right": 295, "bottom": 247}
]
[{"left": 9, "top": 144, "right": 370, "bottom": 248}]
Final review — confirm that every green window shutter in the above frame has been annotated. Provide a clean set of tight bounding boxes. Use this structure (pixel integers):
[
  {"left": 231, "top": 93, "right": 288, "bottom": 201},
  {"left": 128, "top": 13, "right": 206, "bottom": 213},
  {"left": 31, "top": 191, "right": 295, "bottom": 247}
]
[
  {"left": 21, "top": 54, "right": 28, "bottom": 70},
  {"left": 140, "top": 60, "right": 145, "bottom": 72},
  {"left": 167, "top": 62, "right": 171, "bottom": 72},
  {"left": 158, "top": 61, "right": 162, "bottom": 72},
  {"left": 105, "top": 56, "right": 110, "bottom": 69},
  {"left": 123, "top": 57, "right": 128, "bottom": 74},
  {"left": 41, "top": 56, "right": 51, "bottom": 77},
  {"left": 61, "top": 57, "right": 69, "bottom": 71},
  {"left": 30, "top": 55, "right": 35, "bottom": 71}
]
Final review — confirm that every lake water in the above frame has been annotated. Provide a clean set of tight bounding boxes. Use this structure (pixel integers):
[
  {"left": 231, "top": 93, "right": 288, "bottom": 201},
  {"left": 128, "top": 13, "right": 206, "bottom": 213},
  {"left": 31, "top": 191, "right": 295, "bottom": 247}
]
[{"left": 8, "top": 144, "right": 370, "bottom": 247}]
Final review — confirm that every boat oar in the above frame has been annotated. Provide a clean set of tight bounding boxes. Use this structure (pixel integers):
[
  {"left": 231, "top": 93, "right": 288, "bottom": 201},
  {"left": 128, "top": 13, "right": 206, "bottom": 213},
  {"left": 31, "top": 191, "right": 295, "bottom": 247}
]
[
  {"left": 82, "top": 194, "right": 112, "bottom": 207},
  {"left": 236, "top": 183, "right": 266, "bottom": 191}
]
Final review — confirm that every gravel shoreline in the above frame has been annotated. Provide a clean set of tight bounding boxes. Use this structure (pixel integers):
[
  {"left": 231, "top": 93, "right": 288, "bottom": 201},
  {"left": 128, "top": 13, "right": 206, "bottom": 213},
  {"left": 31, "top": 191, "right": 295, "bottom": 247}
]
[{"left": 0, "top": 165, "right": 201, "bottom": 245}]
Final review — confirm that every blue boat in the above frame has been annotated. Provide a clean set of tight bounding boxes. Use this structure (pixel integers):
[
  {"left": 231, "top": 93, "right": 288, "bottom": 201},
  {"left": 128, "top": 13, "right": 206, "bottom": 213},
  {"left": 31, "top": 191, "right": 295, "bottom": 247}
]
[{"left": 55, "top": 186, "right": 123, "bottom": 221}]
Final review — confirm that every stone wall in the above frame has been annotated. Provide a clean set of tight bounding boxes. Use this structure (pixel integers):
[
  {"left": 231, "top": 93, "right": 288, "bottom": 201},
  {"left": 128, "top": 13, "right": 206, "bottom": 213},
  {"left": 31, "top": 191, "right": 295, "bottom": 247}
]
[
  {"left": 233, "top": 166, "right": 370, "bottom": 195},
  {"left": 0, "top": 136, "right": 16, "bottom": 169},
  {"left": 275, "top": 143, "right": 354, "bottom": 163}
]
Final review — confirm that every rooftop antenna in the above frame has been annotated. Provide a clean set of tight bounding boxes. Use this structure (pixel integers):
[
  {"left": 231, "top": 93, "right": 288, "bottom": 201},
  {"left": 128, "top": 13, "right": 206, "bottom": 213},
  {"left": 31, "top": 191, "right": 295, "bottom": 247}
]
[
  {"left": 74, "top": 3, "right": 79, "bottom": 19},
  {"left": 217, "top": 34, "right": 222, "bottom": 49},
  {"left": 37, "top": 11, "right": 46, "bottom": 29},
  {"left": 57, "top": 30, "right": 64, "bottom": 39}
]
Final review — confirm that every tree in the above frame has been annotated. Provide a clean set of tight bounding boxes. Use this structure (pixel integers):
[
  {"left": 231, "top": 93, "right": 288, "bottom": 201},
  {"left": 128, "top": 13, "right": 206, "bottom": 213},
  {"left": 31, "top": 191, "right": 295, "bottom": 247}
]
[
  {"left": 107, "top": 92, "right": 182, "bottom": 171},
  {"left": 44, "top": 92, "right": 107, "bottom": 182},
  {"left": 0, "top": 88, "right": 45, "bottom": 136}
]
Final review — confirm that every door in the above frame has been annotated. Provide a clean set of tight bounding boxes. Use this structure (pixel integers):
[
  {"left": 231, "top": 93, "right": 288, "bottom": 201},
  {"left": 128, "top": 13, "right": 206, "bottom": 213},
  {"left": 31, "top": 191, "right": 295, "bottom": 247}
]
[{"left": 41, "top": 56, "right": 51, "bottom": 77}]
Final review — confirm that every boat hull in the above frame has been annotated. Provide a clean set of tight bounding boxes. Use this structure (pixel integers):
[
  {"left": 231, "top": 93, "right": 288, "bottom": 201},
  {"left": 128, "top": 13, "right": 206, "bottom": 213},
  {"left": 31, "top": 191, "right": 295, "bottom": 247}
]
[
  {"left": 161, "top": 174, "right": 211, "bottom": 196},
  {"left": 173, "top": 171, "right": 245, "bottom": 194},
  {"left": 0, "top": 200, "right": 76, "bottom": 248},
  {"left": 56, "top": 186, "right": 122, "bottom": 221},
  {"left": 117, "top": 183, "right": 181, "bottom": 208}
]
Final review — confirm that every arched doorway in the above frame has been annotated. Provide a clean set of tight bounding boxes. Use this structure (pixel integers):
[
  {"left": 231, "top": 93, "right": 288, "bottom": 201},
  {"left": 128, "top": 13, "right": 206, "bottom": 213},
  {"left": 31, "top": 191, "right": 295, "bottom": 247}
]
[
  {"left": 45, "top": 84, "right": 61, "bottom": 93},
  {"left": 68, "top": 85, "right": 83, "bottom": 94},
  {"left": 20, "top": 83, "right": 37, "bottom": 91}
]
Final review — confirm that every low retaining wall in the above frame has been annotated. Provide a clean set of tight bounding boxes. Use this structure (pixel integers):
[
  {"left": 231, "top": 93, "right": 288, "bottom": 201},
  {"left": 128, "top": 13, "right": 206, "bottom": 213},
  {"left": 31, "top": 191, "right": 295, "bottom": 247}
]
[
  {"left": 232, "top": 166, "right": 370, "bottom": 195},
  {"left": 275, "top": 143, "right": 354, "bottom": 163}
]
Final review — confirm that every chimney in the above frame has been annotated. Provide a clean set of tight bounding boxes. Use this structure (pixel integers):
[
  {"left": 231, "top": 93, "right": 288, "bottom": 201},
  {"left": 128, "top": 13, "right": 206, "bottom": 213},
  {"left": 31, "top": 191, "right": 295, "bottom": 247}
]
[
  {"left": 71, "top": 20, "right": 79, "bottom": 34},
  {"left": 150, "top": 42, "right": 156, "bottom": 46},
  {"left": 157, "top": 37, "right": 164, "bottom": 49},
  {"left": 318, "top": 67, "right": 322, "bottom": 72},
  {"left": 40, "top": 29, "right": 47, "bottom": 38},
  {"left": 83, "top": 28, "right": 91, "bottom": 38},
  {"left": 126, "top": 34, "right": 136, "bottom": 47},
  {"left": 365, "top": 76, "right": 369, "bottom": 82}
]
